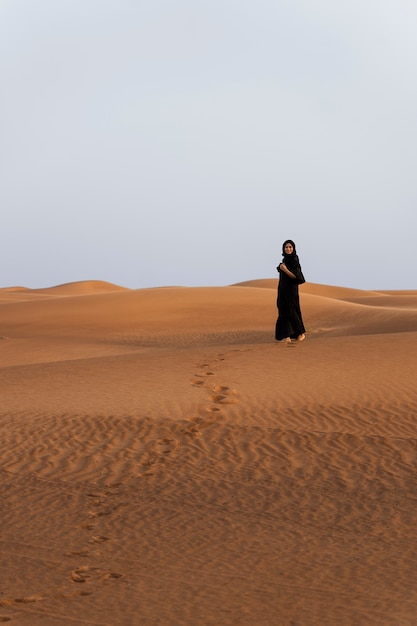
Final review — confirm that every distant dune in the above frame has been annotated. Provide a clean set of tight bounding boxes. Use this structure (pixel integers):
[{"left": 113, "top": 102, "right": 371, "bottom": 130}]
[
  {"left": 0, "top": 279, "right": 127, "bottom": 302},
  {"left": 1, "top": 279, "right": 417, "bottom": 625}
]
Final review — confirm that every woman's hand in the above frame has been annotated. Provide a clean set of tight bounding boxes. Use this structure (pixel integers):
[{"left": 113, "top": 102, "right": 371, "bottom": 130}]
[{"left": 279, "top": 263, "right": 297, "bottom": 280}]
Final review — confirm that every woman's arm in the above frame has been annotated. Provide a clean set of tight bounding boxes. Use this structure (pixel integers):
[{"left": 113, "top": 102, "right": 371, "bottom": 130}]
[{"left": 279, "top": 263, "right": 297, "bottom": 280}]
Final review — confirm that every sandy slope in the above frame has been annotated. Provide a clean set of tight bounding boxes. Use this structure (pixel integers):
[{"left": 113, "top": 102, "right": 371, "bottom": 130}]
[{"left": 1, "top": 279, "right": 417, "bottom": 625}]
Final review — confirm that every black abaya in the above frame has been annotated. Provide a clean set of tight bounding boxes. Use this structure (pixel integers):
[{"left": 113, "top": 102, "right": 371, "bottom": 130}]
[{"left": 275, "top": 246, "right": 306, "bottom": 341}]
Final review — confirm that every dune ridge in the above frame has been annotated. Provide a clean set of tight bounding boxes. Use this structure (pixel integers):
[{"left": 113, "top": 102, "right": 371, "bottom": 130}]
[{"left": 1, "top": 279, "right": 417, "bottom": 625}]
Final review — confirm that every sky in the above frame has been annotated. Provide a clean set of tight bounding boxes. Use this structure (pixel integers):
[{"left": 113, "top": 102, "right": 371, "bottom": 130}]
[{"left": 1, "top": 0, "right": 417, "bottom": 290}]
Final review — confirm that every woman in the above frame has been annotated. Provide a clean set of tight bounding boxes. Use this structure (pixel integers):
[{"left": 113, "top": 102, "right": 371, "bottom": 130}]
[{"left": 275, "top": 239, "right": 306, "bottom": 343}]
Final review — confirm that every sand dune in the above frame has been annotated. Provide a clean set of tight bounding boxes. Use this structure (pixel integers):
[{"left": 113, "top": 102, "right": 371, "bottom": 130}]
[
  {"left": 1, "top": 279, "right": 417, "bottom": 625},
  {"left": 0, "top": 280, "right": 127, "bottom": 304}
]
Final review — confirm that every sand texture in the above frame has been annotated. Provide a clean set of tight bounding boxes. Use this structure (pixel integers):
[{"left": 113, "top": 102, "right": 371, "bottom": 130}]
[{"left": 1, "top": 279, "right": 417, "bottom": 625}]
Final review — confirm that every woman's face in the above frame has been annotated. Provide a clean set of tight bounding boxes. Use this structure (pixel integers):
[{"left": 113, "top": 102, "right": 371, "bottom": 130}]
[{"left": 284, "top": 243, "right": 294, "bottom": 254}]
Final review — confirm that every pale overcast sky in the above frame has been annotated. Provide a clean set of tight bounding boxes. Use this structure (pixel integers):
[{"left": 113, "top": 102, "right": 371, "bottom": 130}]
[{"left": 1, "top": 0, "right": 416, "bottom": 290}]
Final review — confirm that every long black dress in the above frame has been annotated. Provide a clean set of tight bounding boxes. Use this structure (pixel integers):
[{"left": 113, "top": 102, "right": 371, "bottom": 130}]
[{"left": 275, "top": 254, "right": 306, "bottom": 341}]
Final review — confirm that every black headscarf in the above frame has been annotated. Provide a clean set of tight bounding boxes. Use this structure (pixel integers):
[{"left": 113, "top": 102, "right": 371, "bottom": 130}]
[
  {"left": 279, "top": 239, "right": 305, "bottom": 284},
  {"left": 281, "top": 239, "right": 298, "bottom": 270}
]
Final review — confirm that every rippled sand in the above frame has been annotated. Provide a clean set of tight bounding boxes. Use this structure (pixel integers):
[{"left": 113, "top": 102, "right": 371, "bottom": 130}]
[{"left": 1, "top": 279, "right": 417, "bottom": 625}]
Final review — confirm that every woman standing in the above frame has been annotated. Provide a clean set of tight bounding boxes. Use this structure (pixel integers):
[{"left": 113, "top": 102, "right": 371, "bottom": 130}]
[{"left": 275, "top": 239, "right": 306, "bottom": 343}]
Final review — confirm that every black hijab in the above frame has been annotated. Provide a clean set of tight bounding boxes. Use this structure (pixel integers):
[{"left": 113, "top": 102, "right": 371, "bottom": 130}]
[
  {"left": 281, "top": 239, "right": 298, "bottom": 270},
  {"left": 280, "top": 239, "right": 305, "bottom": 284}
]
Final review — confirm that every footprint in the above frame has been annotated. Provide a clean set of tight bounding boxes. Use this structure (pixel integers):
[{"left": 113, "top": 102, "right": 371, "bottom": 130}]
[
  {"left": 100, "top": 572, "right": 123, "bottom": 581},
  {"left": 14, "top": 595, "right": 43, "bottom": 604},
  {"left": 71, "top": 565, "right": 94, "bottom": 583},
  {"left": 90, "top": 535, "right": 109, "bottom": 544},
  {"left": 212, "top": 385, "right": 229, "bottom": 393},
  {"left": 210, "top": 394, "right": 227, "bottom": 403},
  {"left": 157, "top": 438, "right": 176, "bottom": 454},
  {"left": 182, "top": 425, "right": 201, "bottom": 437},
  {"left": 88, "top": 509, "right": 112, "bottom": 518},
  {"left": 210, "top": 386, "right": 239, "bottom": 405},
  {"left": 71, "top": 571, "right": 86, "bottom": 583}
]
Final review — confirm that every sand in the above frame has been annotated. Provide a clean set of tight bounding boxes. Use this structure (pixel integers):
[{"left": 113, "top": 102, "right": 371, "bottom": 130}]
[{"left": 1, "top": 278, "right": 417, "bottom": 625}]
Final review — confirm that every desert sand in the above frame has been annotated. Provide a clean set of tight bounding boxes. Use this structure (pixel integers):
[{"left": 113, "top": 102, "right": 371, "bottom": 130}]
[{"left": 1, "top": 278, "right": 417, "bottom": 625}]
